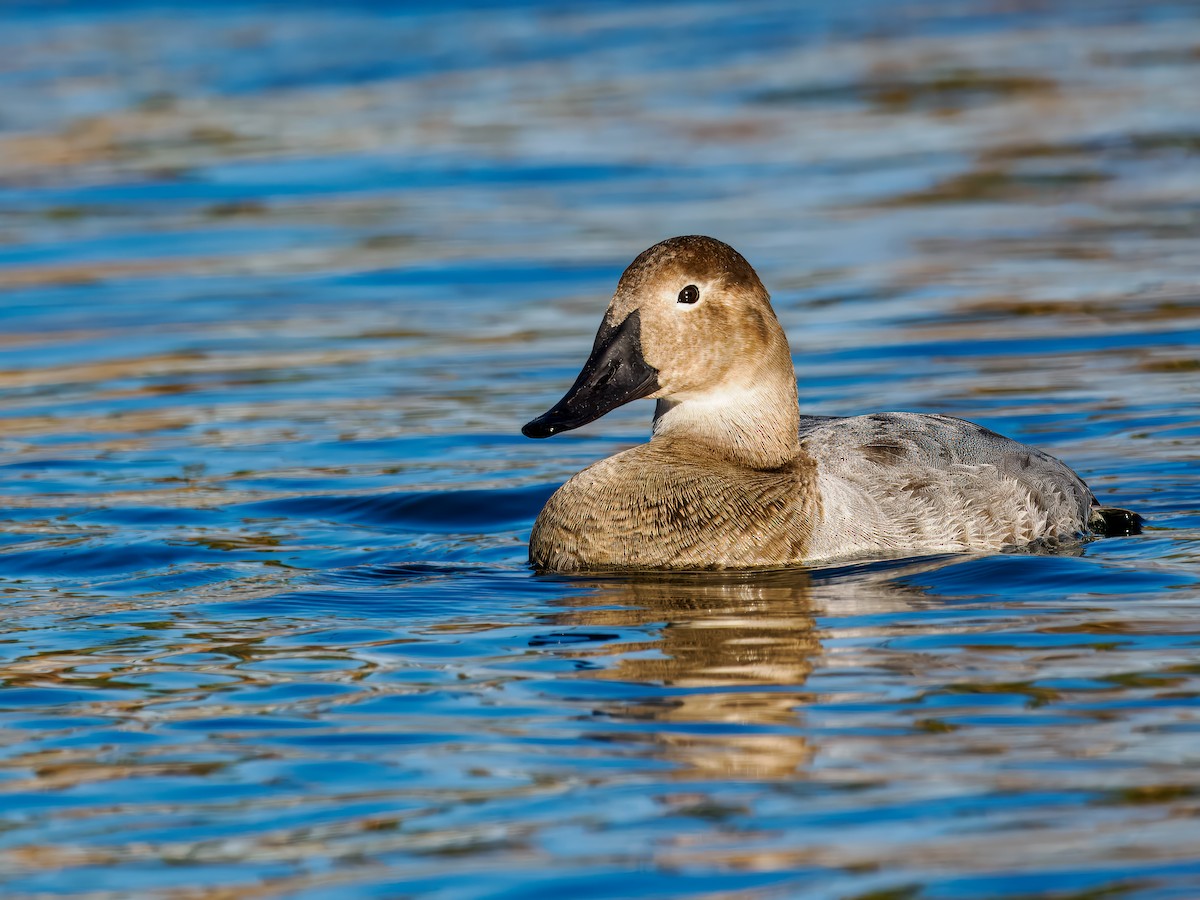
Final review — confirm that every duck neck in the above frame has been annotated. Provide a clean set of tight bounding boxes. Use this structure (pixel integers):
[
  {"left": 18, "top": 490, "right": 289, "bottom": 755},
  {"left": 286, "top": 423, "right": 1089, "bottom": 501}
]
[{"left": 650, "top": 370, "right": 801, "bottom": 470}]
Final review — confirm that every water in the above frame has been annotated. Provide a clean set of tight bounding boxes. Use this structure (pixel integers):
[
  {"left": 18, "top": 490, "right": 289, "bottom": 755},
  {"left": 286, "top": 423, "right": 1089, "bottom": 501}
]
[{"left": 1, "top": 2, "right": 1199, "bottom": 897}]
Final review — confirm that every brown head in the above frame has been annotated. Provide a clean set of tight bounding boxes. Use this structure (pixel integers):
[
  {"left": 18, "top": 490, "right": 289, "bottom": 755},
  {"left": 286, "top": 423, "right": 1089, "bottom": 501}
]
[{"left": 523, "top": 236, "right": 800, "bottom": 468}]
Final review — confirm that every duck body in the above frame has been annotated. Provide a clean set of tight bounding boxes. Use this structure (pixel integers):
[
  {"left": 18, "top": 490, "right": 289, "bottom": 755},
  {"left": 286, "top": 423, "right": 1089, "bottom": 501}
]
[
  {"left": 530, "top": 437, "right": 819, "bottom": 571},
  {"left": 524, "top": 236, "right": 1138, "bottom": 573}
]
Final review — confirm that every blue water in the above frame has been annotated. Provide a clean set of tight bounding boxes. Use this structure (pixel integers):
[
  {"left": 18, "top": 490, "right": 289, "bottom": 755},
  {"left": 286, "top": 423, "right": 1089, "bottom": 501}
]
[{"left": 1, "top": 2, "right": 1199, "bottom": 897}]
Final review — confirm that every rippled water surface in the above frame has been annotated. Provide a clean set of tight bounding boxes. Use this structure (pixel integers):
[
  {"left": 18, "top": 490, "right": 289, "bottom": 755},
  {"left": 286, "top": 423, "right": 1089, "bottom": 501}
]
[{"left": 1, "top": 2, "right": 1199, "bottom": 897}]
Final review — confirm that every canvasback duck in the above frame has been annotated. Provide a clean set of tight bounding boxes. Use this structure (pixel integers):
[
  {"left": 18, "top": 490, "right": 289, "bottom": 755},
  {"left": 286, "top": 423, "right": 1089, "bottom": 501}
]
[{"left": 522, "top": 235, "right": 1140, "bottom": 572}]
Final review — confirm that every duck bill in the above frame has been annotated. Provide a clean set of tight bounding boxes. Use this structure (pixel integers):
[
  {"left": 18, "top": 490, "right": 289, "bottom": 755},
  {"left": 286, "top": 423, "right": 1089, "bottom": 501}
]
[{"left": 522, "top": 310, "right": 659, "bottom": 438}]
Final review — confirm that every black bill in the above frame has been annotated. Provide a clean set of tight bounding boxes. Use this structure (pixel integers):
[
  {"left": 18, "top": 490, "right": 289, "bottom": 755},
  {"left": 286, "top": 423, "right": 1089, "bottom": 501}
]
[{"left": 522, "top": 309, "right": 660, "bottom": 438}]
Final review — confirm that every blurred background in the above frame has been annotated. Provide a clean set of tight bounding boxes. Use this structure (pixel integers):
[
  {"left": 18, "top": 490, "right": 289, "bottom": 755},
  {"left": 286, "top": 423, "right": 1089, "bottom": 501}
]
[{"left": 1, "top": 1, "right": 1199, "bottom": 897}]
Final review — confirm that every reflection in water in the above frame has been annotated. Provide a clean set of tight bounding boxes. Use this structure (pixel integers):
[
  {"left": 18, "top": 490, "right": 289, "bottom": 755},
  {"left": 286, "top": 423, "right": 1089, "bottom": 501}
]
[
  {"left": 547, "top": 558, "right": 962, "bottom": 781},
  {"left": 554, "top": 573, "right": 820, "bottom": 779}
]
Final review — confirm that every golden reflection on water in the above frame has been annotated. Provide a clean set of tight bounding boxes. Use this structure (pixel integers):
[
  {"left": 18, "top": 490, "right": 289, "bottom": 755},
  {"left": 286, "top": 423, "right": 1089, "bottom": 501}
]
[
  {"left": 547, "top": 563, "right": 958, "bottom": 783},
  {"left": 554, "top": 574, "right": 821, "bottom": 779}
]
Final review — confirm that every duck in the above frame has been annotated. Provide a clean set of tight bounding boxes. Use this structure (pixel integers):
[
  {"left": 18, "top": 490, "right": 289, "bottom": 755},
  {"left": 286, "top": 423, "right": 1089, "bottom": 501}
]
[{"left": 522, "top": 235, "right": 1140, "bottom": 572}]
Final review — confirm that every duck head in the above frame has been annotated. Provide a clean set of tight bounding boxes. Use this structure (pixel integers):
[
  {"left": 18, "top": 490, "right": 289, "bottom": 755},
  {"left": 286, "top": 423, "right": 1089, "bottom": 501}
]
[{"left": 523, "top": 235, "right": 800, "bottom": 467}]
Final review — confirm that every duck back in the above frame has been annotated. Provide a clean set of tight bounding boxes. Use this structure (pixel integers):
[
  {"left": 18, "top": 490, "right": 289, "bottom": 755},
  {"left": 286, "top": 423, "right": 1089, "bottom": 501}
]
[{"left": 800, "top": 412, "right": 1097, "bottom": 559}]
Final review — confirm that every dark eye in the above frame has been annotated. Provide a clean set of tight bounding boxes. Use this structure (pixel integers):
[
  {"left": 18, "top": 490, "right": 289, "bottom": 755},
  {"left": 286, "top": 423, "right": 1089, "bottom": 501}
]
[{"left": 677, "top": 284, "right": 700, "bottom": 304}]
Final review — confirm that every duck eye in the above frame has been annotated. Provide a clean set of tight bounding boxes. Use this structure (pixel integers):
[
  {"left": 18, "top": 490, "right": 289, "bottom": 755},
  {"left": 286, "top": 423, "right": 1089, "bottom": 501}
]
[{"left": 677, "top": 284, "right": 700, "bottom": 304}]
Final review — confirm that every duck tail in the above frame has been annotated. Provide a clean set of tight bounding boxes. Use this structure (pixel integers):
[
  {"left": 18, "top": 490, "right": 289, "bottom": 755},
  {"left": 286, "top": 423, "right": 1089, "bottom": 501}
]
[{"left": 1089, "top": 506, "right": 1144, "bottom": 537}]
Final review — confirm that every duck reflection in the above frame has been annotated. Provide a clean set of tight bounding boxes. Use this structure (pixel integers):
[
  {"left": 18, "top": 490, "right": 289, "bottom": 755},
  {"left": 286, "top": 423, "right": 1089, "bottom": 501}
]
[
  {"left": 547, "top": 570, "right": 821, "bottom": 779},
  {"left": 541, "top": 555, "right": 980, "bottom": 780}
]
